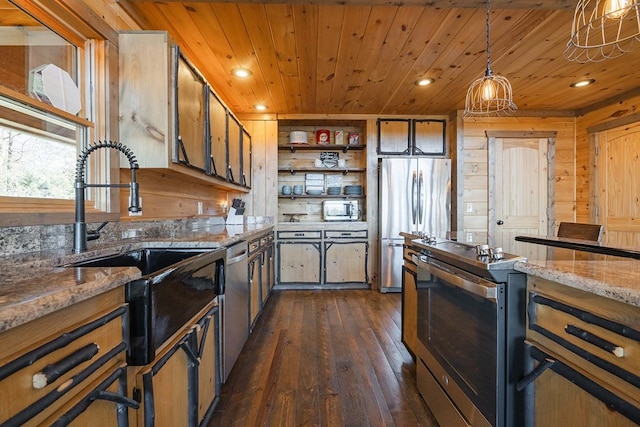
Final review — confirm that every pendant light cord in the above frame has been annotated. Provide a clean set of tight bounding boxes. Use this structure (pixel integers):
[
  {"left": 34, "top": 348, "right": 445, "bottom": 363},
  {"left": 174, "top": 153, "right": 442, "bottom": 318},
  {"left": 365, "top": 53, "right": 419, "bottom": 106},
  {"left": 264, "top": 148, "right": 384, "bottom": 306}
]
[{"left": 485, "top": 0, "right": 492, "bottom": 76}]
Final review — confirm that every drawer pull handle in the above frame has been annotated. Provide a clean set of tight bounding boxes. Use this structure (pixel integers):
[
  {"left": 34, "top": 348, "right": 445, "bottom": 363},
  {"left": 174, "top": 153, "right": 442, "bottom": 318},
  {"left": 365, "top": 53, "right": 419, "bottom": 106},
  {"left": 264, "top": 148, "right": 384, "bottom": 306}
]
[
  {"left": 32, "top": 343, "right": 99, "bottom": 389},
  {"left": 565, "top": 324, "right": 625, "bottom": 358},
  {"left": 341, "top": 232, "right": 352, "bottom": 236},
  {"left": 516, "top": 357, "right": 555, "bottom": 391},
  {"left": 93, "top": 390, "right": 140, "bottom": 409},
  {"left": 294, "top": 233, "right": 305, "bottom": 236}
]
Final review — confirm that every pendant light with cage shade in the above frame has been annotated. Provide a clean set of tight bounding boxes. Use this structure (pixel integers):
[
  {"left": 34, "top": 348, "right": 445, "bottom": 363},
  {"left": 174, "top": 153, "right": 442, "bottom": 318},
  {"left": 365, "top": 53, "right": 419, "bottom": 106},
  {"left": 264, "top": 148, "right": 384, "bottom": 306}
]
[
  {"left": 565, "top": 0, "right": 640, "bottom": 62},
  {"left": 464, "top": 0, "right": 517, "bottom": 117}
]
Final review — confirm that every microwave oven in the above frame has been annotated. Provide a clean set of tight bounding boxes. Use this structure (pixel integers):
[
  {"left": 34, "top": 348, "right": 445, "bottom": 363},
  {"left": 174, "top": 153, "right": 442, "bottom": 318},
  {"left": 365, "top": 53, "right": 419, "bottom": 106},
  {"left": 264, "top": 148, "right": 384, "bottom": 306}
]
[{"left": 323, "top": 200, "right": 360, "bottom": 221}]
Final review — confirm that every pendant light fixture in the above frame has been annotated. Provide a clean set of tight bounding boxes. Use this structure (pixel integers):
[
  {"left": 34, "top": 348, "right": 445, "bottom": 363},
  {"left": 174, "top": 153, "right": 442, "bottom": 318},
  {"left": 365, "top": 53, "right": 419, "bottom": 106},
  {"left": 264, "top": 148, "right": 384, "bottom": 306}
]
[
  {"left": 464, "top": 0, "right": 517, "bottom": 117},
  {"left": 565, "top": 0, "right": 640, "bottom": 62}
]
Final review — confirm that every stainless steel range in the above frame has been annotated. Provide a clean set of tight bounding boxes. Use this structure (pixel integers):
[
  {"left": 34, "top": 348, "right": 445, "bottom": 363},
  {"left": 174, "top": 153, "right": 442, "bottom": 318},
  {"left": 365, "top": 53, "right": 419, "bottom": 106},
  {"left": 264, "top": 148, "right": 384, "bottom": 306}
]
[{"left": 411, "top": 237, "right": 527, "bottom": 427}]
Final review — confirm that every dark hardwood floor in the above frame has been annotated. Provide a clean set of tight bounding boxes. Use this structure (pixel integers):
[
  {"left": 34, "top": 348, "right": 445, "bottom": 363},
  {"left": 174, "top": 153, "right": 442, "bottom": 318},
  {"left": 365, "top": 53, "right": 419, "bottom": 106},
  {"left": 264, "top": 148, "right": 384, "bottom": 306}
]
[{"left": 208, "top": 289, "right": 439, "bottom": 427}]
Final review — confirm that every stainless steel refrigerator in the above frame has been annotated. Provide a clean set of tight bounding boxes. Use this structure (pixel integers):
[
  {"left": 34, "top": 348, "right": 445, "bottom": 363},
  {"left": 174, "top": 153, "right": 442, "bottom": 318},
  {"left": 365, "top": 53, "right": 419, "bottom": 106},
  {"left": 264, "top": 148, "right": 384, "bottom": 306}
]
[{"left": 379, "top": 158, "right": 451, "bottom": 292}]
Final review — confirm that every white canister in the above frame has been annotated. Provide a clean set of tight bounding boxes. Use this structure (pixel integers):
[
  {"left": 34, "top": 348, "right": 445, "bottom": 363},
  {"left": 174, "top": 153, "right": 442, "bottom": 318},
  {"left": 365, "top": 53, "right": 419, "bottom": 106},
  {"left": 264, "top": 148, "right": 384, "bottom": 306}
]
[{"left": 289, "top": 131, "right": 308, "bottom": 144}]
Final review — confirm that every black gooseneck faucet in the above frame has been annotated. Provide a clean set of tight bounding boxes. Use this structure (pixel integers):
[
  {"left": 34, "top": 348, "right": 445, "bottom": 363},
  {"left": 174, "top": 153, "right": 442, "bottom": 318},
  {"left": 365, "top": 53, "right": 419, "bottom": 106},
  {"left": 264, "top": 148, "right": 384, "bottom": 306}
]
[{"left": 73, "top": 141, "right": 141, "bottom": 253}]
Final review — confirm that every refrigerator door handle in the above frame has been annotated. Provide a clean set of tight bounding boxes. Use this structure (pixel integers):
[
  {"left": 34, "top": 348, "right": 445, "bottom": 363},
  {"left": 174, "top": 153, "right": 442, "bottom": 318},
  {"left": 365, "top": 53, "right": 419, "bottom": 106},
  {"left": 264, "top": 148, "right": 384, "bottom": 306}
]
[
  {"left": 418, "top": 171, "right": 424, "bottom": 225},
  {"left": 411, "top": 171, "right": 417, "bottom": 224}
]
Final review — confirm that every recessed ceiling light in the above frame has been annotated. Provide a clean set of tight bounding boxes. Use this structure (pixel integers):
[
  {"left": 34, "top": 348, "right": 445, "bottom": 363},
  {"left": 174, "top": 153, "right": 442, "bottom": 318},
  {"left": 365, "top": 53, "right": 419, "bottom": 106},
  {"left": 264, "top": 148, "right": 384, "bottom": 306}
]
[
  {"left": 570, "top": 79, "right": 595, "bottom": 88},
  {"left": 415, "top": 78, "right": 435, "bottom": 86},
  {"left": 232, "top": 68, "right": 252, "bottom": 78},
  {"left": 254, "top": 104, "right": 268, "bottom": 111}
]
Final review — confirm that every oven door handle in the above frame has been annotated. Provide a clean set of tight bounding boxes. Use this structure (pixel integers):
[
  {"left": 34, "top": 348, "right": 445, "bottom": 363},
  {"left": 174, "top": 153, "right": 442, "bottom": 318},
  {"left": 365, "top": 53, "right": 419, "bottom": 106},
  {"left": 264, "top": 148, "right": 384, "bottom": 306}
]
[{"left": 412, "top": 254, "right": 498, "bottom": 301}]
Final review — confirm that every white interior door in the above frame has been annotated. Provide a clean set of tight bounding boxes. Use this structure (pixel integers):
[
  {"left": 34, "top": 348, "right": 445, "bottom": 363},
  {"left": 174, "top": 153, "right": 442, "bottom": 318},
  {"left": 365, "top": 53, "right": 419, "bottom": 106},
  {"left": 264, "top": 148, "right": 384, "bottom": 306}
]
[
  {"left": 491, "top": 137, "right": 549, "bottom": 258},
  {"left": 597, "top": 123, "right": 640, "bottom": 247}
]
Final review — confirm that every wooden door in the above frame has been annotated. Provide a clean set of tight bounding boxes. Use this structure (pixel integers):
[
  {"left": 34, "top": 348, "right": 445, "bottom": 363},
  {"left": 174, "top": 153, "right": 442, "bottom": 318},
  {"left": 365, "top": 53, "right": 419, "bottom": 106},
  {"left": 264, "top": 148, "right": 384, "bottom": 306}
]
[
  {"left": 596, "top": 123, "right": 640, "bottom": 247},
  {"left": 491, "top": 136, "right": 549, "bottom": 257}
]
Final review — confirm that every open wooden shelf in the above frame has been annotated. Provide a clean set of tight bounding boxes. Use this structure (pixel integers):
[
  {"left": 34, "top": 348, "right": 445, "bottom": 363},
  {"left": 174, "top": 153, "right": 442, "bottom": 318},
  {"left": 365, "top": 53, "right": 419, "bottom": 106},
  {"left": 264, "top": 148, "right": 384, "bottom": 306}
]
[
  {"left": 278, "top": 167, "right": 366, "bottom": 174},
  {"left": 278, "top": 144, "right": 365, "bottom": 153},
  {"left": 278, "top": 194, "right": 364, "bottom": 199}
]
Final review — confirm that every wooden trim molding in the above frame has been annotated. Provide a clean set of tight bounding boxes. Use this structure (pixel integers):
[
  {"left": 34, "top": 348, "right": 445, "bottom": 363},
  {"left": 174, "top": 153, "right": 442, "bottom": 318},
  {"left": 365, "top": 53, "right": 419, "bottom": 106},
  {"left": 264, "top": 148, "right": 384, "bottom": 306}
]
[{"left": 486, "top": 130, "right": 558, "bottom": 138}]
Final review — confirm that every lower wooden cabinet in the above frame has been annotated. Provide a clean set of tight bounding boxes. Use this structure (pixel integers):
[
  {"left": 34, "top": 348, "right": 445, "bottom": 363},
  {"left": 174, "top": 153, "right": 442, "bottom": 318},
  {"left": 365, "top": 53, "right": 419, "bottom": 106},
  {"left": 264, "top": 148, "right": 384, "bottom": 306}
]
[
  {"left": 402, "top": 264, "right": 418, "bottom": 357},
  {"left": 277, "top": 231, "right": 323, "bottom": 286},
  {"left": 248, "top": 231, "right": 275, "bottom": 329},
  {"left": 131, "top": 301, "right": 219, "bottom": 427},
  {"left": 276, "top": 227, "right": 369, "bottom": 288},
  {"left": 523, "top": 277, "right": 640, "bottom": 426},
  {"left": 249, "top": 252, "right": 262, "bottom": 328},
  {"left": 0, "top": 288, "right": 134, "bottom": 427}
]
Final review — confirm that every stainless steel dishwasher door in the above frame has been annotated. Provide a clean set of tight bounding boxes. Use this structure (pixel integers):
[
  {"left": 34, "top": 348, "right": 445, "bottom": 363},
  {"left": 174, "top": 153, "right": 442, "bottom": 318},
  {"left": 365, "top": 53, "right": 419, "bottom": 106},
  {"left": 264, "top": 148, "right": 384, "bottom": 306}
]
[{"left": 221, "top": 240, "right": 249, "bottom": 382}]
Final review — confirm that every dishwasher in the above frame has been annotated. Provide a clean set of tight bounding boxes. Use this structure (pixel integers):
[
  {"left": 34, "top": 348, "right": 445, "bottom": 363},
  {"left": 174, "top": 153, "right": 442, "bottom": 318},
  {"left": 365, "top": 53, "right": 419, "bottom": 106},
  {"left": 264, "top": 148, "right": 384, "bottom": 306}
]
[{"left": 221, "top": 240, "right": 249, "bottom": 382}]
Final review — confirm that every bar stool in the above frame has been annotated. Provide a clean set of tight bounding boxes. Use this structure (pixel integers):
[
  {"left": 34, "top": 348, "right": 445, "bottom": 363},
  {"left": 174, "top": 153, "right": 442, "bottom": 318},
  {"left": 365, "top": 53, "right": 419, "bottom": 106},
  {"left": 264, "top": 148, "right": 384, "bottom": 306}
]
[{"left": 557, "top": 222, "right": 603, "bottom": 242}]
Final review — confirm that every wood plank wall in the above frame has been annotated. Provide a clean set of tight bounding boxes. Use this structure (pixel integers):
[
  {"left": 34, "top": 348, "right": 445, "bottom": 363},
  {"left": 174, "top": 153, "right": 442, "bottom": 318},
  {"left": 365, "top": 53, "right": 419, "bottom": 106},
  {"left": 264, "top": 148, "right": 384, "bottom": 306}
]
[
  {"left": 457, "top": 115, "right": 576, "bottom": 242},
  {"left": 576, "top": 92, "right": 640, "bottom": 222},
  {"left": 119, "top": 169, "right": 228, "bottom": 220}
]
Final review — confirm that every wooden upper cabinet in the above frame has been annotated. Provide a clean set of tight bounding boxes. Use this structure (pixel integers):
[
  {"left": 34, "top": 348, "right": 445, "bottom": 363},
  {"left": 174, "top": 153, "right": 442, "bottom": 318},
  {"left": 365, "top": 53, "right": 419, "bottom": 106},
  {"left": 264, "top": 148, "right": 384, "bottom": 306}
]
[
  {"left": 377, "top": 118, "right": 446, "bottom": 156},
  {"left": 176, "top": 54, "right": 207, "bottom": 172},
  {"left": 413, "top": 119, "right": 446, "bottom": 155},
  {"left": 378, "top": 118, "right": 411, "bottom": 155},
  {"left": 118, "top": 31, "right": 251, "bottom": 191}
]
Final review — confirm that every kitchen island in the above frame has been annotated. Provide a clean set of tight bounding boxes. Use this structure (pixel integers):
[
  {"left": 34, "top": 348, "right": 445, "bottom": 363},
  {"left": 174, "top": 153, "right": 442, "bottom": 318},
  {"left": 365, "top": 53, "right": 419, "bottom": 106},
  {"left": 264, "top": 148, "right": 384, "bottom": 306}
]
[{"left": 513, "top": 240, "right": 640, "bottom": 426}]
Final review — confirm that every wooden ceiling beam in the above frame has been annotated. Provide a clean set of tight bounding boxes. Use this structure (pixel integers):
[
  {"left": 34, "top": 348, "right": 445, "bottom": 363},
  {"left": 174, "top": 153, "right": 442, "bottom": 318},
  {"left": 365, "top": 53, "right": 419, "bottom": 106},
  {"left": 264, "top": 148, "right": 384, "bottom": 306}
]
[{"left": 123, "top": 0, "right": 575, "bottom": 10}]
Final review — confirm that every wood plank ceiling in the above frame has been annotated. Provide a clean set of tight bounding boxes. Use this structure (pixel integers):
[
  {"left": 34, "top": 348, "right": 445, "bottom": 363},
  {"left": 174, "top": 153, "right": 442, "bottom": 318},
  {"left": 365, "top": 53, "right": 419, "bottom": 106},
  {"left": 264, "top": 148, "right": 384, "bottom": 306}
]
[{"left": 119, "top": 0, "right": 640, "bottom": 116}]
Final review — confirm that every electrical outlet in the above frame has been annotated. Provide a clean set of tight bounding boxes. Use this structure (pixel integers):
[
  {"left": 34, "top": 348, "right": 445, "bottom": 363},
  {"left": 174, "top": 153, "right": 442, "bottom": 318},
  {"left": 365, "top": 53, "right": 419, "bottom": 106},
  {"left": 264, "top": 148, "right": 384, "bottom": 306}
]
[
  {"left": 466, "top": 203, "right": 473, "bottom": 213},
  {"left": 466, "top": 232, "right": 473, "bottom": 242},
  {"left": 197, "top": 201, "right": 203, "bottom": 215}
]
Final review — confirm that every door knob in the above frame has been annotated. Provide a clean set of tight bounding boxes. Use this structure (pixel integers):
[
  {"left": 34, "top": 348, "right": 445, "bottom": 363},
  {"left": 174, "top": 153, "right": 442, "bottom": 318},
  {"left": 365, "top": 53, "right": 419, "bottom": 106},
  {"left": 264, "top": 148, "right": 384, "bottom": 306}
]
[{"left": 497, "top": 220, "right": 504, "bottom": 225}]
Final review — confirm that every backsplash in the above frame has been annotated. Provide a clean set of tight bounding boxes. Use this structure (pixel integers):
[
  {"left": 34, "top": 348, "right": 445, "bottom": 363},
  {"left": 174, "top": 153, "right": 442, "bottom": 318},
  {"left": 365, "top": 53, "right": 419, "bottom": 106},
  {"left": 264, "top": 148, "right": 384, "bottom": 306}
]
[{"left": 0, "top": 216, "right": 272, "bottom": 257}]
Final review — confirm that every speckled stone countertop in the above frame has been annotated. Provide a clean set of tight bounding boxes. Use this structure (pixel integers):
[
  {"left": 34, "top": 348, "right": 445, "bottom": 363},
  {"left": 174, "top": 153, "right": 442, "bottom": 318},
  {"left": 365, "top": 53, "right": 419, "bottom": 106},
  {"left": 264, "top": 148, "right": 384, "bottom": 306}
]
[
  {"left": 0, "top": 220, "right": 273, "bottom": 333},
  {"left": 514, "top": 248, "right": 640, "bottom": 307}
]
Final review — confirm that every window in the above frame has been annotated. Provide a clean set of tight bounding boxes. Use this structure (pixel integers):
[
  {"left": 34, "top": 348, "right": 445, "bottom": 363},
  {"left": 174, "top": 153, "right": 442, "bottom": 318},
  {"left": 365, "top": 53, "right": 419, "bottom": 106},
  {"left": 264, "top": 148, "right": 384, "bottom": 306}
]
[{"left": 0, "top": 1, "right": 117, "bottom": 226}]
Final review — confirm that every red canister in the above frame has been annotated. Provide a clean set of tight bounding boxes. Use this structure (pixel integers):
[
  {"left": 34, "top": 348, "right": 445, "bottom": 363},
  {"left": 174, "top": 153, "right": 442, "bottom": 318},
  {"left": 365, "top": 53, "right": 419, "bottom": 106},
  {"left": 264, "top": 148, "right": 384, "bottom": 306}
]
[{"left": 316, "top": 129, "right": 330, "bottom": 145}]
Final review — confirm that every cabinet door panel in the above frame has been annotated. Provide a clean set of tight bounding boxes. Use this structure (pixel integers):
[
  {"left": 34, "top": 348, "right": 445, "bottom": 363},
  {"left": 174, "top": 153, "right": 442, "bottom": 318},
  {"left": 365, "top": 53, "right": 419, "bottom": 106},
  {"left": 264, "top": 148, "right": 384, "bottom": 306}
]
[
  {"left": 137, "top": 341, "right": 190, "bottom": 427},
  {"left": 278, "top": 241, "right": 322, "bottom": 284},
  {"left": 242, "top": 128, "right": 251, "bottom": 188},
  {"left": 378, "top": 118, "right": 410, "bottom": 155},
  {"left": 249, "top": 255, "right": 261, "bottom": 326},
  {"left": 413, "top": 119, "right": 445, "bottom": 155},
  {"left": 176, "top": 54, "right": 206, "bottom": 171},
  {"left": 196, "top": 308, "right": 218, "bottom": 423},
  {"left": 208, "top": 92, "right": 227, "bottom": 179},
  {"left": 402, "top": 265, "right": 418, "bottom": 356},
  {"left": 228, "top": 115, "right": 242, "bottom": 184},
  {"left": 534, "top": 361, "right": 639, "bottom": 427},
  {"left": 324, "top": 241, "right": 368, "bottom": 284}
]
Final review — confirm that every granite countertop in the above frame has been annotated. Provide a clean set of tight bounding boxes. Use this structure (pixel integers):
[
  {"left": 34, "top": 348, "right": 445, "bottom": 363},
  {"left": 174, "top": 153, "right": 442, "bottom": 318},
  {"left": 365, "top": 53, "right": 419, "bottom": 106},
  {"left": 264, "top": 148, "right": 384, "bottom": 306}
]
[
  {"left": 514, "top": 249, "right": 640, "bottom": 307},
  {"left": 0, "top": 222, "right": 274, "bottom": 333}
]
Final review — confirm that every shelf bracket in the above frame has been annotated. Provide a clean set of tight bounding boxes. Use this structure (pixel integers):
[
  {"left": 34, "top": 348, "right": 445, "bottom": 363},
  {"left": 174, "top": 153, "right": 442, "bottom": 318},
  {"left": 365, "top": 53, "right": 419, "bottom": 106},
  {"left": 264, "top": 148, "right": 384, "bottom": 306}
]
[
  {"left": 342, "top": 146, "right": 350, "bottom": 153},
  {"left": 342, "top": 169, "right": 349, "bottom": 175},
  {"left": 289, "top": 146, "right": 296, "bottom": 153},
  {"left": 289, "top": 168, "right": 296, "bottom": 175}
]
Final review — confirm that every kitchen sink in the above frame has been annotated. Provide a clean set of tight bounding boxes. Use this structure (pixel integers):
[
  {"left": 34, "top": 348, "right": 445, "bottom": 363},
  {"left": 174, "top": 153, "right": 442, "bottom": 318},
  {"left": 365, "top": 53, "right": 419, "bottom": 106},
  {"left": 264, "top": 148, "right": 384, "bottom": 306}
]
[
  {"left": 68, "top": 248, "right": 215, "bottom": 275},
  {"left": 66, "top": 247, "right": 226, "bottom": 365}
]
